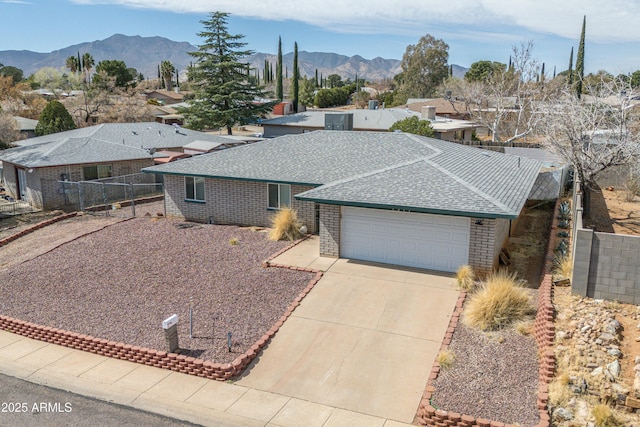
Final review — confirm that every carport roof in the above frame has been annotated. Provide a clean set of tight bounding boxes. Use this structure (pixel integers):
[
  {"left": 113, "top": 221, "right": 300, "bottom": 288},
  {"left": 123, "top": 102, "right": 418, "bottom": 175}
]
[{"left": 144, "top": 131, "right": 541, "bottom": 219}]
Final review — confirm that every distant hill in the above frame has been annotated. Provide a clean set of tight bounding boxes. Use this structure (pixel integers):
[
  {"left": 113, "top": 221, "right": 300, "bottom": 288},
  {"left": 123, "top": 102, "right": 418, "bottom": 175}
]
[{"left": 0, "top": 34, "right": 467, "bottom": 82}]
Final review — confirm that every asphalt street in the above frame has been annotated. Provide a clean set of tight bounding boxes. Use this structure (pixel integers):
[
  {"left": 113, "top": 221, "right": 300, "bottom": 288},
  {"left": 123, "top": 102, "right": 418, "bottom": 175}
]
[{"left": 0, "top": 373, "right": 200, "bottom": 427}]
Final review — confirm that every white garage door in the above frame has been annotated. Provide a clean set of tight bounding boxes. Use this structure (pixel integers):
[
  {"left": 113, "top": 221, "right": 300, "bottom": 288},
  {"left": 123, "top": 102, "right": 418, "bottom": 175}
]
[{"left": 341, "top": 207, "right": 470, "bottom": 272}]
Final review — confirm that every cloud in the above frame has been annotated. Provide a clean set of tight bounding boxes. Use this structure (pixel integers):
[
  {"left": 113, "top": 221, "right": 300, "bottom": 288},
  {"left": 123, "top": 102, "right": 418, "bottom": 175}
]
[{"left": 70, "top": 0, "right": 640, "bottom": 43}]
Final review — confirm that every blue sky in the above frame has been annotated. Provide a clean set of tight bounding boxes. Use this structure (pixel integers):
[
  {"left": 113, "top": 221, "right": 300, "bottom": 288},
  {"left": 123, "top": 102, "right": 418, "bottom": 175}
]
[{"left": 1, "top": 0, "right": 639, "bottom": 76}]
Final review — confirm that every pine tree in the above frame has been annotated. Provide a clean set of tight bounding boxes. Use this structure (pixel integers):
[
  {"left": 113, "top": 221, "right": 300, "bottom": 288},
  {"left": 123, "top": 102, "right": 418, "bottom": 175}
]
[
  {"left": 180, "top": 12, "right": 274, "bottom": 134},
  {"left": 276, "top": 36, "right": 283, "bottom": 101},
  {"left": 567, "top": 47, "right": 574, "bottom": 86},
  {"left": 292, "top": 42, "right": 299, "bottom": 113},
  {"left": 576, "top": 15, "right": 586, "bottom": 99},
  {"left": 35, "top": 100, "right": 76, "bottom": 136}
]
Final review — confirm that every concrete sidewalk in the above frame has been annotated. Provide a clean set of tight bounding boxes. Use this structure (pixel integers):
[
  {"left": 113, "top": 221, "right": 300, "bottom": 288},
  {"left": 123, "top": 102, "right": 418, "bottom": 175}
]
[{"left": 0, "top": 330, "right": 412, "bottom": 427}]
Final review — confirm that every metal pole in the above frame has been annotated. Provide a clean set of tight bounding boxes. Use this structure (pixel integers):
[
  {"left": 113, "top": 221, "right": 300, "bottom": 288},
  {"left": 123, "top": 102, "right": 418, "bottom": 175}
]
[
  {"left": 129, "top": 182, "right": 135, "bottom": 217},
  {"left": 189, "top": 297, "right": 193, "bottom": 339},
  {"left": 78, "top": 182, "right": 84, "bottom": 212}
]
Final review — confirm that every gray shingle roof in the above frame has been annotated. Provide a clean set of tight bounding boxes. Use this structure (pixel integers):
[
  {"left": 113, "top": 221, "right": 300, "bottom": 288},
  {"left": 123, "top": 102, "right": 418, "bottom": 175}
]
[
  {"left": 145, "top": 131, "right": 437, "bottom": 185},
  {"left": 11, "top": 122, "right": 232, "bottom": 150},
  {"left": 144, "top": 131, "right": 541, "bottom": 218},
  {"left": 261, "top": 109, "right": 479, "bottom": 132},
  {"left": 2, "top": 122, "right": 233, "bottom": 168},
  {"left": 0, "top": 138, "right": 152, "bottom": 167}
]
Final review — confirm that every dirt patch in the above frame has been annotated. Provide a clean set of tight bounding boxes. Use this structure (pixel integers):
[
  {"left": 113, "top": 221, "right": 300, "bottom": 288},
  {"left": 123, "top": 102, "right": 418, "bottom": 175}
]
[
  {"left": 0, "top": 210, "right": 68, "bottom": 241},
  {"left": 506, "top": 202, "right": 554, "bottom": 287},
  {"left": 586, "top": 187, "right": 640, "bottom": 235}
]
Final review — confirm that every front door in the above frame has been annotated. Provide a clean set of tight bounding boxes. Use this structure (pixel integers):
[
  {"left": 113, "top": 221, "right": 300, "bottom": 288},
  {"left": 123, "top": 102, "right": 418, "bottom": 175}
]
[{"left": 17, "top": 168, "right": 28, "bottom": 201}]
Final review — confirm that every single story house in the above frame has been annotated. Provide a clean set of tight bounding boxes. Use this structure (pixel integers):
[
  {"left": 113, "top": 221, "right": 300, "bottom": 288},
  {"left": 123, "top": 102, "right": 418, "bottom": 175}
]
[
  {"left": 145, "top": 89, "right": 188, "bottom": 106},
  {"left": 0, "top": 122, "right": 233, "bottom": 209},
  {"left": 143, "top": 131, "right": 540, "bottom": 274},
  {"left": 14, "top": 116, "right": 38, "bottom": 139},
  {"left": 405, "top": 98, "right": 471, "bottom": 121},
  {"left": 260, "top": 108, "right": 480, "bottom": 142}
]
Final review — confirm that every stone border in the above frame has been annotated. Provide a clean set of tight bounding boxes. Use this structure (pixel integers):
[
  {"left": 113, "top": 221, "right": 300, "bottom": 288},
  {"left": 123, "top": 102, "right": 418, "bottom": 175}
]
[
  {"left": 416, "top": 198, "right": 561, "bottom": 427},
  {"left": 0, "top": 212, "right": 78, "bottom": 247},
  {"left": 0, "top": 224, "right": 322, "bottom": 381}
]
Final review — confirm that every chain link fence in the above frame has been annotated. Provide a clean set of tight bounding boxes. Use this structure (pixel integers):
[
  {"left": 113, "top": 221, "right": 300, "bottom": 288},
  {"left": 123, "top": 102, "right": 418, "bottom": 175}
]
[{"left": 59, "top": 173, "right": 163, "bottom": 218}]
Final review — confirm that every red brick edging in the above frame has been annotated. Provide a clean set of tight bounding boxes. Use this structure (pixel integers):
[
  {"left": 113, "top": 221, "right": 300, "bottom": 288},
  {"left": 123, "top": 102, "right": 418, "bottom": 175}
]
[
  {"left": 0, "top": 232, "right": 322, "bottom": 381},
  {"left": 416, "top": 199, "right": 561, "bottom": 427},
  {"left": 0, "top": 212, "right": 78, "bottom": 247}
]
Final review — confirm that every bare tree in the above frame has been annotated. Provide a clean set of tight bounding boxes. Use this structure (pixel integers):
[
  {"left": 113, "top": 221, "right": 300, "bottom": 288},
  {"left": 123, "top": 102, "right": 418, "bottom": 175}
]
[
  {"left": 447, "top": 41, "right": 557, "bottom": 143},
  {"left": 64, "top": 87, "right": 110, "bottom": 126},
  {"left": 545, "top": 75, "right": 640, "bottom": 213},
  {"left": 0, "top": 112, "right": 22, "bottom": 149}
]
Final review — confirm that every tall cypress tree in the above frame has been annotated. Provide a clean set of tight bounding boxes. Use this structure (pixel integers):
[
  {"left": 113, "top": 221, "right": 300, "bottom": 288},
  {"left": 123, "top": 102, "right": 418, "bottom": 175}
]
[
  {"left": 540, "top": 63, "right": 545, "bottom": 83},
  {"left": 77, "top": 51, "right": 82, "bottom": 73},
  {"left": 576, "top": 15, "right": 586, "bottom": 99},
  {"left": 276, "top": 36, "right": 283, "bottom": 101},
  {"left": 315, "top": 69, "right": 319, "bottom": 87},
  {"left": 180, "top": 12, "right": 274, "bottom": 134},
  {"left": 567, "top": 47, "right": 574, "bottom": 86},
  {"left": 292, "top": 42, "right": 299, "bottom": 113}
]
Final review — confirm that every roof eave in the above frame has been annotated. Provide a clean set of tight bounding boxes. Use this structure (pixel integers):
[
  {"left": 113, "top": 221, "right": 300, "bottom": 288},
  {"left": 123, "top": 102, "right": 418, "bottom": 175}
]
[
  {"left": 293, "top": 195, "right": 519, "bottom": 219},
  {"left": 143, "top": 169, "right": 321, "bottom": 187}
]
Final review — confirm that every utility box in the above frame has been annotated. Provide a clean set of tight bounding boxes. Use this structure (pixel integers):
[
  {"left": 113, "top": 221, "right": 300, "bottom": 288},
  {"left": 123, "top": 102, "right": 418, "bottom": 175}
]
[
  {"left": 325, "top": 113, "right": 354, "bottom": 131},
  {"left": 162, "top": 314, "right": 179, "bottom": 353}
]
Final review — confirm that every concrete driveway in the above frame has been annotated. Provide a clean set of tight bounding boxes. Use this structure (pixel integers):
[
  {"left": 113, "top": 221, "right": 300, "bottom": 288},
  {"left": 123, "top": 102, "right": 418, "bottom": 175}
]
[{"left": 237, "top": 238, "right": 460, "bottom": 423}]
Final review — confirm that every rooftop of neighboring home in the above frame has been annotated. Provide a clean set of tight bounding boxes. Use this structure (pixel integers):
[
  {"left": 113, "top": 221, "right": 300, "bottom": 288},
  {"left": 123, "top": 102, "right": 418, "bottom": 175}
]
[
  {"left": 144, "top": 130, "right": 540, "bottom": 219},
  {"left": 1, "top": 122, "right": 233, "bottom": 168},
  {"left": 260, "top": 108, "right": 478, "bottom": 133}
]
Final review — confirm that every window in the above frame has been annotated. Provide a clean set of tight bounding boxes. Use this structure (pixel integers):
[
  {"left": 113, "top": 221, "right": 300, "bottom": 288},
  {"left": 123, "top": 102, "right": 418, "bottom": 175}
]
[
  {"left": 83, "top": 164, "right": 112, "bottom": 180},
  {"left": 185, "top": 176, "right": 205, "bottom": 202},
  {"left": 268, "top": 183, "right": 291, "bottom": 209}
]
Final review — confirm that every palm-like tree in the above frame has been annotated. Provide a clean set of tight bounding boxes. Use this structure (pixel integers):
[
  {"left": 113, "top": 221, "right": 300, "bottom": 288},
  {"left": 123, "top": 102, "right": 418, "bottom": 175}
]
[
  {"left": 160, "top": 60, "right": 175, "bottom": 91},
  {"left": 82, "top": 53, "right": 95, "bottom": 84},
  {"left": 65, "top": 56, "right": 79, "bottom": 74}
]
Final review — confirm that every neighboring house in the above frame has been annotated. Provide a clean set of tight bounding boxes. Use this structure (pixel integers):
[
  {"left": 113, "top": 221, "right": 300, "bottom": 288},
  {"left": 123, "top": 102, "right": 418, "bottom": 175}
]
[
  {"left": 260, "top": 109, "right": 480, "bottom": 142},
  {"left": 0, "top": 122, "right": 232, "bottom": 210},
  {"left": 405, "top": 98, "right": 471, "bottom": 121},
  {"left": 146, "top": 89, "right": 188, "bottom": 106},
  {"left": 149, "top": 104, "right": 184, "bottom": 125},
  {"left": 13, "top": 116, "right": 38, "bottom": 139},
  {"left": 143, "top": 131, "right": 540, "bottom": 275}
]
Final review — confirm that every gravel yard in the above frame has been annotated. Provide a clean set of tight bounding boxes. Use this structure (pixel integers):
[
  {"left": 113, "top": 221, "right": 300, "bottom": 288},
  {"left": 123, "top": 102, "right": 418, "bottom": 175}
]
[
  {"left": 0, "top": 218, "right": 315, "bottom": 364},
  {"left": 431, "top": 323, "right": 540, "bottom": 426}
]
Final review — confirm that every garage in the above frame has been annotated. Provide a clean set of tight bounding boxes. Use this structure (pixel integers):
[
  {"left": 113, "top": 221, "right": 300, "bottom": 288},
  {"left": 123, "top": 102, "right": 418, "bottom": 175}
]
[{"left": 341, "top": 207, "right": 470, "bottom": 272}]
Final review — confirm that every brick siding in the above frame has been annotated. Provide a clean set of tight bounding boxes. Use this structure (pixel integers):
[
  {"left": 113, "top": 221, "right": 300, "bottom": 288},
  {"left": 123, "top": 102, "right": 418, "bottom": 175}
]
[
  {"left": 164, "top": 176, "right": 317, "bottom": 233},
  {"left": 468, "top": 217, "right": 510, "bottom": 276},
  {"left": 319, "top": 204, "right": 340, "bottom": 257},
  {"left": 2, "top": 160, "right": 155, "bottom": 210}
]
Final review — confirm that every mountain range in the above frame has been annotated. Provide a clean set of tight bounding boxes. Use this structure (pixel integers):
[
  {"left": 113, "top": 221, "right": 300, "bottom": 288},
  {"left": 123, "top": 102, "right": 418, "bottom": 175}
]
[{"left": 0, "top": 34, "right": 467, "bottom": 83}]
